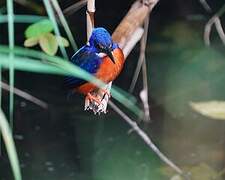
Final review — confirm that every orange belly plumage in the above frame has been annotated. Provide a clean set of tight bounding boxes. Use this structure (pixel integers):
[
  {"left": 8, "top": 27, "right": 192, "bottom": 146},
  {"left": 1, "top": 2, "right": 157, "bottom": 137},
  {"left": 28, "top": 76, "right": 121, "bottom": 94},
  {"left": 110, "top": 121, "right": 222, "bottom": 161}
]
[{"left": 76, "top": 48, "right": 125, "bottom": 94}]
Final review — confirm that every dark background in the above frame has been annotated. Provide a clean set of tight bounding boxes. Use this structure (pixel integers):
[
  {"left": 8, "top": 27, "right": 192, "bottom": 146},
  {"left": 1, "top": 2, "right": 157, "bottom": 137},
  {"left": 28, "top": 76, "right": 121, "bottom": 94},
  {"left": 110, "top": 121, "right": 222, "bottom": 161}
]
[{"left": 0, "top": 0, "right": 225, "bottom": 180}]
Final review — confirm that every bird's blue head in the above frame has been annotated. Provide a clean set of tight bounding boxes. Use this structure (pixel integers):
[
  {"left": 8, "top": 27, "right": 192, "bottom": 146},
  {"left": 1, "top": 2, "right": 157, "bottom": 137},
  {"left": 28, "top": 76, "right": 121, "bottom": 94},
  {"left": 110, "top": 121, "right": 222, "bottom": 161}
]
[{"left": 89, "top": 27, "right": 117, "bottom": 63}]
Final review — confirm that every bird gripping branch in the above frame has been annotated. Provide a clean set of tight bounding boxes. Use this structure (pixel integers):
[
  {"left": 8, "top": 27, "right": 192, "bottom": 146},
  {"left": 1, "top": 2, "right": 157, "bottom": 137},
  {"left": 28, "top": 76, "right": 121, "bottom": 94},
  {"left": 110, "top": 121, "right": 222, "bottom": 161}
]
[{"left": 65, "top": 27, "right": 125, "bottom": 113}]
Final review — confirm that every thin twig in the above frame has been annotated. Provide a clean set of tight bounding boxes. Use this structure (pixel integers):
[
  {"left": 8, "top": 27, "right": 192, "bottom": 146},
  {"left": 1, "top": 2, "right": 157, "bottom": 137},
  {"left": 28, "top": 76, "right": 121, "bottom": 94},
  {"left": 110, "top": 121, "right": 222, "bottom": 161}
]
[
  {"left": 63, "top": 0, "right": 87, "bottom": 16},
  {"left": 86, "top": 0, "right": 95, "bottom": 40},
  {"left": 214, "top": 17, "right": 225, "bottom": 45},
  {"left": 203, "top": 3, "right": 225, "bottom": 46},
  {"left": 43, "top": 0, "right": 69, "bottom": 60},
  {"left": 1, "top": 81, "right": 48, "bottom": 109},
  {"left": 50, "top": 0, "right": 78, "bottom": 51},
  {"left": 141, "top": 16, "right": 151, "bottom": 122},
  {"left": 129, "top": 16, "right": 149, "bottom": 93},
  {"left": 128, "top": 16, "right": 151, "bottom": 121},
  {"left": 108, "top": 100, "right": 184, "bottom": 176},
  {"left": 199, "top": 0, "right": 212, "bottom": 13}
]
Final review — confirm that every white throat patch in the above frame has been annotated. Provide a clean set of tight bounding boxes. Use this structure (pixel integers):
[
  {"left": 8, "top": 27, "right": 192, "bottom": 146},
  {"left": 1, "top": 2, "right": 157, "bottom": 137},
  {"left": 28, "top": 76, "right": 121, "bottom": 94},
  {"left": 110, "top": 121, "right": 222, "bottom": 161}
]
[{"left": 96, "top": 52, "right": 107, "bottom": 58}]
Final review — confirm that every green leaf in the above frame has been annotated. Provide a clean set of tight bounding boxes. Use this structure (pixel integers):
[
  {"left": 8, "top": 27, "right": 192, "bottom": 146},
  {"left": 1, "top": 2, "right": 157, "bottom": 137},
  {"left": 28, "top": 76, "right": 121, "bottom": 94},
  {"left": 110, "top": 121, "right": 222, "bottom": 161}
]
[
  {"left": 56, "top": 36, "right": 69, "bottom": 47},
  {"left": 190, "top": 101, "right": 225, "bottom": 120},
  {"left": 25, "top": 19, "right": 53, "bottom": 38},
  {"left": 0, "top": 109, "right": 21, "bottom": 180},
  {"left": 24, "top": 37, "right": 39, "bottom": 47},
  {"left": 39, "top": 33, "right": 58, "bottom": 56},
  {"left": 0, "top": 45, "right": 144, "bottom": 118}
]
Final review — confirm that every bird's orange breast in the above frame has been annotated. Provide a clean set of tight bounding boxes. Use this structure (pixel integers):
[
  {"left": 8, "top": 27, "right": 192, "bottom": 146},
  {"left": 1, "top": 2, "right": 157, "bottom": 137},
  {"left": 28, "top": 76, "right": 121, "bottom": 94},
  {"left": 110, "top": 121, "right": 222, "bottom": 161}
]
[{"left": 76, "top": 48, "right": 125, "bottom": 94}]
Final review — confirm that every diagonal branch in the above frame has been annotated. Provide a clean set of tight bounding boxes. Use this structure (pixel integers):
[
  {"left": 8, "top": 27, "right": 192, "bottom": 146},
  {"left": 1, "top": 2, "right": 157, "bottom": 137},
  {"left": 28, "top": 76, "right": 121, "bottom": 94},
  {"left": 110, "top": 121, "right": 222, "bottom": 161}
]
[
  {"left": 63, "top": 0, "right": 87, "bottom": 16},
  {"left": 199, "top": 0, "right": 212, "bottom": 13},
  {"left": 109, "top": 101, "right": 185, "bottom": 176},
  {"left": 1, "top": 81, "right": 48, "bottom": 109},
  {"left": 201, "top": 2, "right": 225, "bottom": 46}
]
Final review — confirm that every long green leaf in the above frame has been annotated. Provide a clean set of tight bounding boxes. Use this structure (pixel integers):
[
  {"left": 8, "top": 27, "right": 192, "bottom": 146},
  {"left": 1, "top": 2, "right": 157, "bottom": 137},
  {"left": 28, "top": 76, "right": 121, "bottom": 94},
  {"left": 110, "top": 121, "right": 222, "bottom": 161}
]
[
  {"left": 0, "top": 64, "right": 1, "bottom": 156},
  {"left": 0, "top": 46, "right": 143, "bottom": 117},
  {"left": 7, "top": 0, "right": 15, "bottom": 130},
  {"left": 0, "top": 15, "right": 47, "bottom": 24},
  {"left": 0, "top": 109, "right": 21, "bottom": 180},
  {"left": 42, "top": 0, "right": 68, "bottom": 59},
  {"left": 0, "top": 16, "right": 2, "bottom": 156}
]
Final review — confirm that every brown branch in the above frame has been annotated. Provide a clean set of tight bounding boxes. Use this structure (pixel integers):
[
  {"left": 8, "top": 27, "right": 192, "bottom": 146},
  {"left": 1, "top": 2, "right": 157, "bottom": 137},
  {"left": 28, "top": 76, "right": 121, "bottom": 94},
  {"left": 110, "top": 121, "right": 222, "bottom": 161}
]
[
  {"left": 1, "top": 82, "right": 48, "bottom": 109},
  {"left": 86, "top": 0, "right": 95, "bottom": 40},
  {"left": 112, "top": 0, "right": 159, "bottom": 48},
  {"left": 86, "top": 0, "right": 159, "bottom": 113}
]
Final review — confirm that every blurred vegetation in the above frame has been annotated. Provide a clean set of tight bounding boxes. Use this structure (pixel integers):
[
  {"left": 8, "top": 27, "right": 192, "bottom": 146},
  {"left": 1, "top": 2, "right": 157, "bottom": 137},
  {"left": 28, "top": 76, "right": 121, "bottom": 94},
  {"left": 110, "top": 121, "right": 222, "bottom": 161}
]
[{"left": 0, "top": 0, "right": 225, "bottom": 180}]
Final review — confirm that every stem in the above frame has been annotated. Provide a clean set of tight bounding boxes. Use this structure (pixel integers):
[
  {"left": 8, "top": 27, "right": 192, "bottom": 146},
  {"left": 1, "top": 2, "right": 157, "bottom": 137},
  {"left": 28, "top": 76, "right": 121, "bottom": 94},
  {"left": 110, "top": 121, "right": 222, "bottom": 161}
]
[
  {"left": 129, "top": 16, "right": 149, "bottom": 93},
  {"left": 203, "top": 3, "right": 225, "bottom": 46},
  {"left": 50, "top": 0, "right": 78, "bottom": 51},
  {"left": 0, "top": 109, "right": 22, "bottom": 180},
  {"left": 43, "top": 0, "right": 68, "bottom": 60},
  {"left": 86, "top": 0, "right": 95, "bottom": 40},
  {"left": 109, "top": 101, "right": 184, "bottom": 175},
  {"left": 7, "top": 0, "right": 15, "bottom": 130},
  {"left": 0, "top": 66, "right": 1, "bottom": 156},
  {"left": 141, "top": 16, "right": 151, "bottom": 122}
]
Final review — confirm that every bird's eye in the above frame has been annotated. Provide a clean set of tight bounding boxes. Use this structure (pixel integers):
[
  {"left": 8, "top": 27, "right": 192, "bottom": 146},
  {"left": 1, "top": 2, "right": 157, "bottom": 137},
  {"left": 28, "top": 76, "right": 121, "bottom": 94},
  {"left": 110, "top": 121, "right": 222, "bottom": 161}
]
[{"left": 96, "top": 43, "right": 102, "bottom": 50}]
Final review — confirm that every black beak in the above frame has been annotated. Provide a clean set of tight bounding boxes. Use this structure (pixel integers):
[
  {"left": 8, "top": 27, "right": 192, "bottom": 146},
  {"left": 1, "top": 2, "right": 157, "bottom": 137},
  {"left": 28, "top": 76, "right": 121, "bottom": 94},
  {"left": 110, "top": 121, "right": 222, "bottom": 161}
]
[{"left": 105, "top": 49, "right": 115, "bottom": 64}]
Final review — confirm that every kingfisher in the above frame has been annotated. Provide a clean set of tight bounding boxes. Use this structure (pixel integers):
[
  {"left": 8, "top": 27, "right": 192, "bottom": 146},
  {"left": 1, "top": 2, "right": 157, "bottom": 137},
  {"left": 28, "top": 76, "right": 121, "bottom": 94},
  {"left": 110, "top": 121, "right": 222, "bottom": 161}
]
[{"left": 65, "top": 27, "right": 125, "bottom": 104}]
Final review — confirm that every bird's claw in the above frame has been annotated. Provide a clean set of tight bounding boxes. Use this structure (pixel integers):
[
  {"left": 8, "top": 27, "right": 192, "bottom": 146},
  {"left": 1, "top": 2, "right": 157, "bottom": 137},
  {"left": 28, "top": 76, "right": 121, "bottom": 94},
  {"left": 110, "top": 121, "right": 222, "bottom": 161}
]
[
  {"left": 100, "top": 88, "right": 111, "bottom": 101},
  {"left": 84, "top": 92, "right": 108, "bottom": 114},
  {"left": 86, "top": 93, "right": 101, "bottom": 105}
]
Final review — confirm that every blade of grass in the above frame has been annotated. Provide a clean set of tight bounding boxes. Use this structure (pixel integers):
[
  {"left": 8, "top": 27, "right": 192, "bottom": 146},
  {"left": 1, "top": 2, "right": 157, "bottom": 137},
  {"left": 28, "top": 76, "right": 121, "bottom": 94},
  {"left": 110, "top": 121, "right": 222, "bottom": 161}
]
[
  {"left": 0, "top": 21, "right": 2, "bottom": 155},
  {"left": 0, "top": 65, "right": 1, "bottom": 156},
  {"left": 42, "top": 0, "right": 68, "bottom": 59},
  {"left": 7, "top": 0, "right": 15, "bottom": 130},
  {"left": 0, "top": 109, "right": 22, "bottom": 180},
  {"left": 0, "top": 15, "right": 47, "bottom": 23},
  {"left": 50, "top": 0, "right": 78, "bottom": 51},
  {"left": 0, "top": 46, "right": 143, "bottom": 117}
]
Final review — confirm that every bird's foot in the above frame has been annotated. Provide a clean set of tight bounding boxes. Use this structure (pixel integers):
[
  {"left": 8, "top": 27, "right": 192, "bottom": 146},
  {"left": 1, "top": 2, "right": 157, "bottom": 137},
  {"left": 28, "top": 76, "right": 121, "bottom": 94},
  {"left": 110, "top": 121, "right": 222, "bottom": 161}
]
[
  {"left": 84, "top": 82, "right": 112, "bottom": 114},
  {"left": 86, "top": 93, "right": 101, "bottom": 105},
  {"left": 85, "top": 92, "right": 107, "bottom": 114},
  {"left": 100, "top": 88, "right": 111, "bottom": 101}
]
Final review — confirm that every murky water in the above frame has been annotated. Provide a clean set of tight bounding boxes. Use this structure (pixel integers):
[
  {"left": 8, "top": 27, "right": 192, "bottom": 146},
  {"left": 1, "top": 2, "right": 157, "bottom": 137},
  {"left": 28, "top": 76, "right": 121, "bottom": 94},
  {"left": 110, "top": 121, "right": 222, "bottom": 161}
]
[{"left": 1, "top": 0, "right": 225, "bottom": 179}]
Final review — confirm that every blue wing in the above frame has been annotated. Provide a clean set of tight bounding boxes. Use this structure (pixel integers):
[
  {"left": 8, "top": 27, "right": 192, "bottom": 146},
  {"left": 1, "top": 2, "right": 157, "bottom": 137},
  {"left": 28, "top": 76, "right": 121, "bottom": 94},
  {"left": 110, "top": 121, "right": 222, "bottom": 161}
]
[{"left": 65, "top": 45, "right": 102, "bottom": 89}]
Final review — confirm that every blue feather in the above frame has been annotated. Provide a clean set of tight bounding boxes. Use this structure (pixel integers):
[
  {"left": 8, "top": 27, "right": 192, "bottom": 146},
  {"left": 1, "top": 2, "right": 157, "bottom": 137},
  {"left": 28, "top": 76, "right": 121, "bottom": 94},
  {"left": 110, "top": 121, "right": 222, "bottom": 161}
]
[
  {"left": 65, "top": 45, "right": 102, "bottom": 88},
  {"left": 65, "top": 27, "right": 117, "bottom": 90}
]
